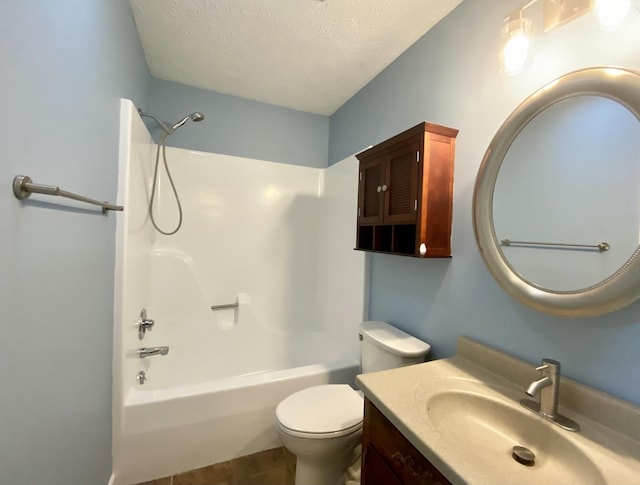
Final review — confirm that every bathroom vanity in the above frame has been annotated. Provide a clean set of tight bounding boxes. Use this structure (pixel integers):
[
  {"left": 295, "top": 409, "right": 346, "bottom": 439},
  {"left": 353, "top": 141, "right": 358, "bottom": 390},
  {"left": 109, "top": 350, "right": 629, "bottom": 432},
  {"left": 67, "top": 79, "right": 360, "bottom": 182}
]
[
  {"left": 362, "top": 398, "right": 450, "bottom": 485},
  {"left": 356, "top": 337, "right": 640, "bottom": 485}
]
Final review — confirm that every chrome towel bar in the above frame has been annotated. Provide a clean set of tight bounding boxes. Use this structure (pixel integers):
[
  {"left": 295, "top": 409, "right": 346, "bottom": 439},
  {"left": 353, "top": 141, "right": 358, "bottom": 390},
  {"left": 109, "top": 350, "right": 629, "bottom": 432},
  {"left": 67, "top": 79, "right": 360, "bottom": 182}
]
[
  {"left": 500, "top": 239, "right": 610, "bottom": 252},
  {"left": 12, "top": 175, "right": 123, "bottom": 213}
]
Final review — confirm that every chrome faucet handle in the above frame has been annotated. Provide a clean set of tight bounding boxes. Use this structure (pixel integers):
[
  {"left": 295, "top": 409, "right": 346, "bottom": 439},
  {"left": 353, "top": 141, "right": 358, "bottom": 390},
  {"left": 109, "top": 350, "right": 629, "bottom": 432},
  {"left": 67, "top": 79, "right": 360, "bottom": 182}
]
[
  {"left": 137, "top": 308, "right": 155, "bottom": 340},
  {"left": 537, "top": 358, "right": 560, "bottom": 374}
]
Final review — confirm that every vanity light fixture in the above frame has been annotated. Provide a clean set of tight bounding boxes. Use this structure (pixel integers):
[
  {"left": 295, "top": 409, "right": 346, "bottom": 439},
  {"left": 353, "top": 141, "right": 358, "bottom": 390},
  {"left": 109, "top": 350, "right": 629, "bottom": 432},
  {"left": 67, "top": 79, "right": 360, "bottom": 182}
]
[
  {"left": 501, "top": 14, "right": 534, "bottom": 75},
  {"left": 592, "top": 0, "right": 638, "bottom": 30},
  {"left": 500, "top": 0, "right": 542, "bottom": 76},
  {"left": 500, "top": 0, "right": 637, "bottom": 74}
]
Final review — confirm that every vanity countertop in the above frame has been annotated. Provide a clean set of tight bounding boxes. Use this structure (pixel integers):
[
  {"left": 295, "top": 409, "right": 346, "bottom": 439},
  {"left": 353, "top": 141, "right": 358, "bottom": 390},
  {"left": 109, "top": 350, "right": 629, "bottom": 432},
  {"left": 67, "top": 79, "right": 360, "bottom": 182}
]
[{"left": 356, "top": 337, "right": 640, "bottom": 485}]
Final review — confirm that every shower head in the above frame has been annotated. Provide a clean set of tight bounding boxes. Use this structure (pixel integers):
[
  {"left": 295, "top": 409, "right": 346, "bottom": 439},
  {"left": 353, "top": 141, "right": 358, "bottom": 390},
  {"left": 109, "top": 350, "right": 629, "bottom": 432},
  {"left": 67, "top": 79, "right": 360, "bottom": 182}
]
[
  {"left": 171, "top": 112, "right": 205, "bottom": 131},
  {"left": 138, "top": 109, "right": 205, "bottom": 134}
]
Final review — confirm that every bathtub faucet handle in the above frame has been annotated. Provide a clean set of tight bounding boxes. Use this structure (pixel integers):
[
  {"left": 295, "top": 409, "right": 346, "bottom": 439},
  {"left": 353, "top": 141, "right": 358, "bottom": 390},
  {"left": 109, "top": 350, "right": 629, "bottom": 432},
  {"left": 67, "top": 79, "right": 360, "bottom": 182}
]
[{"left": 137, "top": 308, "right": 155, "bottom": 340}]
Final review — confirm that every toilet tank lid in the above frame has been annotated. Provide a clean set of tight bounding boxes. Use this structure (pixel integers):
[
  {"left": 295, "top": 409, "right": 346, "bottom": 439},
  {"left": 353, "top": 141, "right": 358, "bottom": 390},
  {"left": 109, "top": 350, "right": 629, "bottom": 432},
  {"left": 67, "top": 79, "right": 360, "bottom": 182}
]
[{"left": 360, "top": 321, "right": 431, "bottom": 358}]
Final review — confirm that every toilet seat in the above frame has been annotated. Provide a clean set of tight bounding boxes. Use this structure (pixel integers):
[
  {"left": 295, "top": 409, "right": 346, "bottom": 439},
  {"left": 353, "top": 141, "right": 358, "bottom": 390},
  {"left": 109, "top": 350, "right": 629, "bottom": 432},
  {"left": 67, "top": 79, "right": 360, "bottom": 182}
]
[
  {"left": 276, "top": 417, "right": 362, "bottom": 439},
  {"left": 275, "top": 384, "right": 363, "bottom": 439}
]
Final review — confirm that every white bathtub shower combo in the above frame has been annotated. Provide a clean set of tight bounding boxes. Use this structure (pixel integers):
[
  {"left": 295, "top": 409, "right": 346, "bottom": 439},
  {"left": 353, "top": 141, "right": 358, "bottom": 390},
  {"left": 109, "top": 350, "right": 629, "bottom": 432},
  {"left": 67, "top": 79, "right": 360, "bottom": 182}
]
[{"left": 111, "top": 100, "right": 367, "bottom": 484}]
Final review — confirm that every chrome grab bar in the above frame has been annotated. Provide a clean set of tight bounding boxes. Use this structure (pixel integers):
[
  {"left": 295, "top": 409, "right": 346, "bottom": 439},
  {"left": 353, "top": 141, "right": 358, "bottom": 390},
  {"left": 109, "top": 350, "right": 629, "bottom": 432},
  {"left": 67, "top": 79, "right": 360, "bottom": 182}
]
[
  {"left": 500, "top": 239, "right": 610, "bottom": 252},
  {"left": 211, "top": 302, "right": 239, "bottom": 311},
  {"left": 12, "top": 175, "right": 123, "bottom": 213}
]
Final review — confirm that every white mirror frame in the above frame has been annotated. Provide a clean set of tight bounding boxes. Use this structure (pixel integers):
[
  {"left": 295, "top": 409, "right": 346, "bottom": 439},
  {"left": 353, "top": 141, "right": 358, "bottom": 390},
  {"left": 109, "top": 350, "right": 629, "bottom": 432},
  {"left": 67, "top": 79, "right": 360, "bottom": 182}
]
[{"left": 473, "top": 67, "right": 640, "bottom": 317}]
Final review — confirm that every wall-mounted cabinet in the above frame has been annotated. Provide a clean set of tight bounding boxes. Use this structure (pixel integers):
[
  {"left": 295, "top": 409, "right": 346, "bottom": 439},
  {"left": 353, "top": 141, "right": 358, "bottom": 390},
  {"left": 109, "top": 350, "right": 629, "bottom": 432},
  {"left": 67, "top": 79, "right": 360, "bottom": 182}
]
[{"left": 355, "top": 122, "right": 458, "bottom": 257}]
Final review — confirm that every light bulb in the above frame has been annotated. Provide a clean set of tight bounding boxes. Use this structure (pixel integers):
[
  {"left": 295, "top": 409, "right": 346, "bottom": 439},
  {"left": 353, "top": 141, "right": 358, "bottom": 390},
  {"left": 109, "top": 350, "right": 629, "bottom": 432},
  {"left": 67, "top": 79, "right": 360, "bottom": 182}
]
[
  {"left": 593, "top": 0, "right": 633, "bottom": 29},
  {"left": 502, "top": 29, "right": 531, "bottom": 75}
]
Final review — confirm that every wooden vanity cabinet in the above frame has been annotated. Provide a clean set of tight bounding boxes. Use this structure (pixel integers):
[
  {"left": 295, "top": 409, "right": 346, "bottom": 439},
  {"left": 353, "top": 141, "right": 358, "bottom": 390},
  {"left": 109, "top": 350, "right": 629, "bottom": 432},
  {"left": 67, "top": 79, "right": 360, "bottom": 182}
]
[
  {"left": 362, "top": 398, "right": 452, "bottom": 485},
  {"left": 356, "top": 122, "right": 458, "bottom": 257}
]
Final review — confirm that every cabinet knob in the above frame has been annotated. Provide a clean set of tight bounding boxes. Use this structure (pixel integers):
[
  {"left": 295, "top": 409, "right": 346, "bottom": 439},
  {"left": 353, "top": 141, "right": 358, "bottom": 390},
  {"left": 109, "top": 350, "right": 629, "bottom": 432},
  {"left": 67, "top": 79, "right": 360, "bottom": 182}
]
[
  {"left": 382, "top": 184, "right": 388, "bottom": 192},
  {"left": 377, "top": 185, "right": 382, "bottom": 193}
]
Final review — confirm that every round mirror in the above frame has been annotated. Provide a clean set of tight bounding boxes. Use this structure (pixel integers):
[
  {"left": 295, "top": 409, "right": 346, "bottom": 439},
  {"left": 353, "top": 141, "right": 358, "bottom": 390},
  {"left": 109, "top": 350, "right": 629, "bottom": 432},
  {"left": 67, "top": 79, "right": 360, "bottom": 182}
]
[{"left": 473, "top": 67, "right": 640, "bottom": 317}]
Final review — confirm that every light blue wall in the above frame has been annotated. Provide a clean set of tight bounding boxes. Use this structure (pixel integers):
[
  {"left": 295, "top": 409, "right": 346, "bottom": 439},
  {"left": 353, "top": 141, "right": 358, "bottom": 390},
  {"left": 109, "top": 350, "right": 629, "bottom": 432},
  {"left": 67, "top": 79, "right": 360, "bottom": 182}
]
[
  {"left": 0, "top": 2, "right": 149, "bottom": 485},
  {"left": 147, "top": 78, "right": 329, "bottom": 168},
  {"left": 330, "top": 0, "right": 640, "bottom": 405},
  {"left": 2, "top": 2, "right": 637, "bottom": 483}
]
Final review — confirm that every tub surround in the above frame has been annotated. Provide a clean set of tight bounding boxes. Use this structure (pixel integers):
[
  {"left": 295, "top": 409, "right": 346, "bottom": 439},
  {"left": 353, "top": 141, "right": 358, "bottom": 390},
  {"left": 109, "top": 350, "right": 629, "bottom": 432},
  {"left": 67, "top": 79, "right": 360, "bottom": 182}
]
[
  {"left": 113, "top": 99, "right": 366, "bottom": 485},
  {"left": 356, "top": 336, "right": 640, "bottom": 484}
]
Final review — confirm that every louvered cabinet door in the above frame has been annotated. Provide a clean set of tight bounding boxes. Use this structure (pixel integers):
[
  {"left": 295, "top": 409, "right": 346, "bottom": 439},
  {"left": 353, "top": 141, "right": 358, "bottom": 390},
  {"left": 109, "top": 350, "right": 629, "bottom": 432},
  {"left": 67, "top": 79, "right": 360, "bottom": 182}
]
[
  {"left": 384, "top": 141, "right": 420, "bottom": 223},
  {"left": 354, "top": 121, "right": 458, "bottom": 257},
  {"left": 358, "top": 156, "right": 386, "bottom": 224}
]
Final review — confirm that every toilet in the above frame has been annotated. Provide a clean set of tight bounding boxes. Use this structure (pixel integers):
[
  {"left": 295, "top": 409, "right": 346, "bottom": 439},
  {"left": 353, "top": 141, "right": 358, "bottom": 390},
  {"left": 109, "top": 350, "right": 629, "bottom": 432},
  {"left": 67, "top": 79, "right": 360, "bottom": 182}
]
[{"left": 275, "top": 321, "right": 431, "bottom": 485}]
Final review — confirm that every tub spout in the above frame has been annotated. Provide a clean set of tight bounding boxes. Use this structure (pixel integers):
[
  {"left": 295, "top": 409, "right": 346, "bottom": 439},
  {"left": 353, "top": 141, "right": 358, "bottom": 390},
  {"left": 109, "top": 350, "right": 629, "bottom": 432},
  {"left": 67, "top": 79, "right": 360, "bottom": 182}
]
[{"left": 136, "top": 346, "right": 169, "bottom": 358}]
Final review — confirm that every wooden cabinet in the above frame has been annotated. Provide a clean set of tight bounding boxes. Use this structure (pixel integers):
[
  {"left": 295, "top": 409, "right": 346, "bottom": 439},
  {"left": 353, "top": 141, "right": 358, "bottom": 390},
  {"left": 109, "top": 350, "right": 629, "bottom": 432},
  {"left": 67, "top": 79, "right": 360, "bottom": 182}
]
[
  {"left": 362, "top": 398, "right": 452, "bottom": 485},
  {"left": 355, "top": 122, "right": 458, "bottom": 257}
]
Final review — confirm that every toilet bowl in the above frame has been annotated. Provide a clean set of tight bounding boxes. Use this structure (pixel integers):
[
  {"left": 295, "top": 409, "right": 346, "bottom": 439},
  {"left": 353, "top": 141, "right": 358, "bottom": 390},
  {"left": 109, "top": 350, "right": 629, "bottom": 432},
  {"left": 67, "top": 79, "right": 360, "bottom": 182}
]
[
  {"left": 275, "top": 321, "right": 431, "bottom": 485},
  {"left": 275, "top": 384, "right": 363, "bottom": 485}
]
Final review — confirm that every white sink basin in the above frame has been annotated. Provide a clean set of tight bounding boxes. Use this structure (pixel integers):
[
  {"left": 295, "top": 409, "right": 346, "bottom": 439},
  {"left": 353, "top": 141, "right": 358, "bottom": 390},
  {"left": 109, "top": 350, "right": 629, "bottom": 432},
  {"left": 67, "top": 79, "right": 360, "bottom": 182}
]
[
  {"left": 357, "top": 342, "right": 640, "bottom": 485},
  {"left": 417, "top": 378, "right": 605, "bottom": 484}
]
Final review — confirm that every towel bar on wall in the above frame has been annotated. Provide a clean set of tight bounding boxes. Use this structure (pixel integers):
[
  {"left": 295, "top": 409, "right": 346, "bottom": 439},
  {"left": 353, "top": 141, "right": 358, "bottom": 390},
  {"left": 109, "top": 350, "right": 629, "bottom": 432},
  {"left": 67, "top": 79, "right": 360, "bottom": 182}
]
[
  {"left": 12, "top": 175, "right": 123, "bottom": 213},
  {"left": 500, "top": 239, "right": 610, "bottom": 252}
]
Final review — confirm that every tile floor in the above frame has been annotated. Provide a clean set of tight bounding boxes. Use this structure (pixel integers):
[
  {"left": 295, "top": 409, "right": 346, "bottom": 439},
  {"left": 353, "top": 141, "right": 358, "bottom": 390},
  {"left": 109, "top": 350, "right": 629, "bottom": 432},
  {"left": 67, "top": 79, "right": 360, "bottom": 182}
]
[{"left": 135, "top": 447, "right": 296, "bottom": 485}]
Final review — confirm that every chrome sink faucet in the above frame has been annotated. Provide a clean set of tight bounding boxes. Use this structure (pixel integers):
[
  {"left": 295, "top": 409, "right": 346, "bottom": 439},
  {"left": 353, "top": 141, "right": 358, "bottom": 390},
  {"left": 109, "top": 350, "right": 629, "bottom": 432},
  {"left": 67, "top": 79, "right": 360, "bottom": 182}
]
[
  {"left": 520, "top": 358, "right": 580, "bottom": 432},
  {"left": 526, "top": 358, "right": 560, "bottom": 416}
]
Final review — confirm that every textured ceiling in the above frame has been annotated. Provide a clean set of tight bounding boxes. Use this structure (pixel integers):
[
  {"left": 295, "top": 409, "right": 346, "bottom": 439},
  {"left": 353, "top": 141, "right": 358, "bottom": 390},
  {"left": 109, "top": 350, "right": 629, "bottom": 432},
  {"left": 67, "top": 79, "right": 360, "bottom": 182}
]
[{"left": 130, "top": 0, "right": 464, "bottom": 115}]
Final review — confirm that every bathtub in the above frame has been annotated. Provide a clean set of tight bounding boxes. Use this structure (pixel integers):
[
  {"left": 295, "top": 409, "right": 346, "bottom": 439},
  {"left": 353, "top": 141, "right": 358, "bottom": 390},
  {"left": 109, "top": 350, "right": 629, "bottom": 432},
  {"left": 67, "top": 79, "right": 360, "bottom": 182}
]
[
  {"left": 113, "top": 100, "right": 366, "bottom": 485},
  {"left": 115, "top": 330, "right": 359, "bottom": 485},
  {"left": 112, "top": 249, "right": 363, "bottom": 484}
]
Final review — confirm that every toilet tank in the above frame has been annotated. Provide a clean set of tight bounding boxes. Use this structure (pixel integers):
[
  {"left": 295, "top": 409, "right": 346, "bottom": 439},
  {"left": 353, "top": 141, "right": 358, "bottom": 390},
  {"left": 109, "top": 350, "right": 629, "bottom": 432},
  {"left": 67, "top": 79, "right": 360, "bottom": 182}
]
[{"left": 359, "top": 321, "right": 431, "bottom": 373}]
